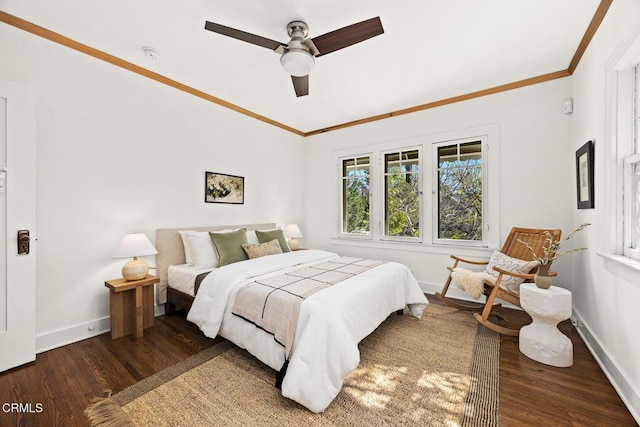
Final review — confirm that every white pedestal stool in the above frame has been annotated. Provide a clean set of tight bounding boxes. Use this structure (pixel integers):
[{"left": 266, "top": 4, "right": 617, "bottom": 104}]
[{"left": 519, "top": 283, "right": 573, "bottom": 367}]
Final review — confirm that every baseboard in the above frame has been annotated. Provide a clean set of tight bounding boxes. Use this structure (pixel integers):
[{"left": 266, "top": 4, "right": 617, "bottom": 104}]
[
  {"left": 36, "top": 316, "right": 111, "bottom": 353},
  {"left": 421, "top": 281, "right": 481, "bottom": 301},
  {"left": 36, "top": 304, "right": 166, "bottom": 354},
  {"left": 571, "top": 309, "right": 640, "bottom": 424}
]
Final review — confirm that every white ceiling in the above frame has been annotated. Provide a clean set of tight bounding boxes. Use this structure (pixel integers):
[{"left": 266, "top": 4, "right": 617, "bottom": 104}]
[{"left": 1, "top": 0, "right": 602, "bottom": 133}]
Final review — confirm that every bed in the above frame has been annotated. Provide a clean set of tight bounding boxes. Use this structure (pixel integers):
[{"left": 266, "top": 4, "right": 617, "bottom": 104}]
[{"left": 155, "top": 224, "right": 428, "bottom": 413}]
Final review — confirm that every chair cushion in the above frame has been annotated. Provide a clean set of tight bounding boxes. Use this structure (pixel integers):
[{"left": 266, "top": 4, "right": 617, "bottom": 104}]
[{"left": 485, "top": 250, "right": 538, "bottom": 295}]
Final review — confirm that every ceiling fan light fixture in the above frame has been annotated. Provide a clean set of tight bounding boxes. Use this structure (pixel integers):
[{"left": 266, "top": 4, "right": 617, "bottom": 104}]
[
  {"left": 280, "top": 49, "right": 314, "bottom": 77},
  {"left": 204, "top": 17, "right": 383, "bottom": 96}
]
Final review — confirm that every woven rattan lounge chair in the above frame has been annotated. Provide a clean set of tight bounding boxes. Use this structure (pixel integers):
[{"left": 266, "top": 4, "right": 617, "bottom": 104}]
[{"left": 435, "top": 227, "right": 562, "bottom": 336}]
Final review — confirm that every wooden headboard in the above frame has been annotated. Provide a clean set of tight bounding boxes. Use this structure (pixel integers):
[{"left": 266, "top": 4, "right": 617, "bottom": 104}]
[{"left": 155, "top": 223, "right": 276, "bottom": 304}]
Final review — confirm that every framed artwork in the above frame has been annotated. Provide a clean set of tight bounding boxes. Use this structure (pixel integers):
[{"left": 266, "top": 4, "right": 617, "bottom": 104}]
[
  {"left": 575, "top": 140, "right": 594, "bottom": 209},
  {"left": 205, "top": 172, "right": 244, "bottom": 204}
]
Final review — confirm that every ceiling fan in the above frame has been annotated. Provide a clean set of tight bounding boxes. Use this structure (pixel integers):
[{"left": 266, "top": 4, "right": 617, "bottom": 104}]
[{"left": 204, "top": 17, "right": 384, "bottom": 97}]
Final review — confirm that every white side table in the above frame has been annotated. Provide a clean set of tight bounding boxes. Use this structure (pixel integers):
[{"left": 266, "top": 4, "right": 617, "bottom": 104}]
[{"left": 519, "top": 283, "right": 573, "bottom": 367}]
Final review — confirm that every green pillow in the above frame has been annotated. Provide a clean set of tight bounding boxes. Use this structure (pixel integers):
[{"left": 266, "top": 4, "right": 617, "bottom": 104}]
[
  {"left": 209, "top": 228, "right": 248, "bottom": 267},
  {"left": 255, "top": 229, "right": 291, "bottom": 252}
]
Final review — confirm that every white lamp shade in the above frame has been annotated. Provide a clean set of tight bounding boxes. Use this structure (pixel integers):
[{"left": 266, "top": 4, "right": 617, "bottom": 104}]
[
  {"left": 114, "top": 233, "right": 157, "bottom": 281},
  {"left": 284, "top": 224, "right": 303, "bottom": 239},
  {"left": 113, "top": 233, "right": 158, "bottom": 259},
  {"left": 280, "top": 50, "right": 314, "bottom": 77}
]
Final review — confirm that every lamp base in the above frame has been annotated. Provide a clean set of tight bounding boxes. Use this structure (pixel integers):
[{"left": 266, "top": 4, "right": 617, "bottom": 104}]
[
  {"left": 288, "top": 238, "right": 300, "bottom": 251},
  {"left": 122, "top": 258, "right": 149, "bottom": 281}
]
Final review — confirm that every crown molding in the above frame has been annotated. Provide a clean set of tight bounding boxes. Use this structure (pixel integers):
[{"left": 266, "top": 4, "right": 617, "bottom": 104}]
[{"left": 0, "top": 0, "right": 612, "bottom": 137}]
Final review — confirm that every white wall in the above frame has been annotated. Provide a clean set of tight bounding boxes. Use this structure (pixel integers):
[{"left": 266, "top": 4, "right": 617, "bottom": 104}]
[
  {"left": 303, "top": 78, "right": 574, "bottom": 296},
  {"left": 0, "top": 25, "right": 305, "bottom": 350},
  {"left": 2, "top": 3, "right": 638, "bottom": 420},
  {"left": 303, "top": 22, "right": 640, "bottom": 417},
  {"left": 570, "top": 0, "right": 640, "bottom": 420}
]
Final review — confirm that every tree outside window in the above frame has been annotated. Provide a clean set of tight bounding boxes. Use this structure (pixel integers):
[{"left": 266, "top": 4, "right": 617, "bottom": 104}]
[
  {"left": 437, "top": 141, "right": 483, "bottom": 241},
  {"left": 336, "top": 127, "right": 495, "bottom": 247},
  {"left": 341, "top": 156, "right": 370, "bottom": 234},
  {"left": 384, "top": 150, "right": 420, "bottom": 238}
]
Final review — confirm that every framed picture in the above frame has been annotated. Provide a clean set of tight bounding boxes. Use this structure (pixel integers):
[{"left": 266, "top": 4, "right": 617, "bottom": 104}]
[
  {"left": 205, "top": 172, "right": 244, "bottom": 204},
  {"left": 575, "top": 140, "right": 594, "bottom": 209}
]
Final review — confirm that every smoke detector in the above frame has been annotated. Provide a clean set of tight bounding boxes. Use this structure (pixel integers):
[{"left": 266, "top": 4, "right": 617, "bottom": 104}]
[{"left": 142, "top": 46, "right": 160, "bottom": 60}]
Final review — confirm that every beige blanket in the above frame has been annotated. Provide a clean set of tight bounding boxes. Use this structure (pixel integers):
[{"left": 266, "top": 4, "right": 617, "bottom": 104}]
[{"left": 232, "top": 257, "right": 385, "bottom": 358}]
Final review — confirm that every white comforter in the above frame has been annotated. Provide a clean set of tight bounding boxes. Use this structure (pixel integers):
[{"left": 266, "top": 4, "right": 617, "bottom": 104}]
[{"left": 187, "top": 249, "right": 428, "bottom": 413}]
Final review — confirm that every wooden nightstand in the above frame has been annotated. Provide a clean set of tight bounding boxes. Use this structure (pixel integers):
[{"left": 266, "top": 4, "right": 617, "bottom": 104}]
[{"left": 105, "top": 275, "right": 159, "bottom": 340}]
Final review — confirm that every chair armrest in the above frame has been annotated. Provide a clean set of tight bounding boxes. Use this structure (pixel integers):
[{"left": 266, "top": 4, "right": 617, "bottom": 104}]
[
  {"left": 450, "top": 254, "right": 489, "bottom": 266},
  {"left": 492, "top": 266, "right": 558, "bottom": 279}
]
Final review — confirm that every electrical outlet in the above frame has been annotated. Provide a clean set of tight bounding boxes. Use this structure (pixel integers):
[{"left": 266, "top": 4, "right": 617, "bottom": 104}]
[{"left": 570, "top": 317, "right": 580, "bottom": 328}]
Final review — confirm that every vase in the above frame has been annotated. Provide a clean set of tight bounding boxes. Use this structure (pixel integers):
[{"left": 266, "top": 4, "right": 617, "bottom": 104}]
[{"left": 534, "top": 263, "right": 553, "bottom": 289}]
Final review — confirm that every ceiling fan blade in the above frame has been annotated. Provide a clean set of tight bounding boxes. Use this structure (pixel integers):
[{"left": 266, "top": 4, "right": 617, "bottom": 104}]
[
  {"left": 291, "top": 75, "right": 309, "bottom": 97},
  {"left": 311, "top": 17, "right": 384, "bottom": 57},
  {"left": 204, "top": 21, "right": 284, "bottom": 51}
]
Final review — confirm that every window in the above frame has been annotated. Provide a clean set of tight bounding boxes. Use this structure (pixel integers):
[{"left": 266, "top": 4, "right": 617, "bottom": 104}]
[
  {"left": 623, "top": 65, "right": 640, "bottom": 260},
  {"left": 383, "top": 149, "right": 421, "bottom": 239},
  {"left": 341, "top": 156, "right": 370, "bottom": 236},
  {"left": 334, "top": 124, "right": 498, "bottom": 250},
  {"left": 625, "top": 153, "right": 640, "bottom": 258},
  {"left": 436, "top": 140, "right": 483, "bottom": 242}
]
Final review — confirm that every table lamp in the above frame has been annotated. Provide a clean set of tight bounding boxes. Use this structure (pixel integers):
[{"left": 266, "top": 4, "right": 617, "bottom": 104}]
[
  {"left": 284, "top": 224, "right": 303, "bottom": 251},
  {"left": 113, "top": 233, "right": 158, "bottom": 281}
]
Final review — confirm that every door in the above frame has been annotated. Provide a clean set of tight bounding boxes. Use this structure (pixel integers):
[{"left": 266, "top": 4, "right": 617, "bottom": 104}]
[{"left": 0, "top": 79, "right": 36, "bottom": 372}]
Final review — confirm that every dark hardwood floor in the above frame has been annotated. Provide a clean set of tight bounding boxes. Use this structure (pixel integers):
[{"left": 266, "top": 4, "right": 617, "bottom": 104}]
[
  {"left": 0, "top": 297, "right": 636, "bottom": 426},
  {"left": 494, "top": 306, "right": 637, "bottom": 426}
]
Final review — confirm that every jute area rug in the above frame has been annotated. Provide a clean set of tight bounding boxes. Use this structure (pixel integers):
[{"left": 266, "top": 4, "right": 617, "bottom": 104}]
[{"left": 86, "top": 303, "right": 499, "bottom": 426}]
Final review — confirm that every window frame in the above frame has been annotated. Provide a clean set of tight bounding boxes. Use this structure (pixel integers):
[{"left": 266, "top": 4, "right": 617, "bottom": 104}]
[
  {"left": 338, "top": 153, "right": 373, "bottom": 240},
  {"left": 599, "top": 28, "right": 640, "bottom": 279},
  {"left": 380, "top": 146, "right": 423, "bottom": 243},
  {"left": 332, "top": 124, "right": 499, "bottom": 251},
  {"left": 607, "top": 44, "right": 640, "bottom": 263},
  {"left": 432, "top": 136, "right": 488, "bottom": 248},
  {"left": 622, "top": 64, "right": 640, "bottom": 260},
  {"left": 623, "top": 152, "right": 640, "bottom": 260}
]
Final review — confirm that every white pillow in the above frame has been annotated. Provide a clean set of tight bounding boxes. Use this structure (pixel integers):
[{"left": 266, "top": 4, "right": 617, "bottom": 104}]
[
  {"left": 485, "top": 250, "right": 538, "bottom": 295},
  {"left": 245, "top": 229, "right": 260, "bottom": 245},
  {"left": 183, "top": 231, "right": 219, "bottom": 269},
  {"left": 183, "top": 229, "right": 238, "bottom": 268},
  {"left": 179, "top": 228, "right": 258, "bottom": 268},
  {"left": 178, "top": 231, "right": 193, "bottom": 265}
]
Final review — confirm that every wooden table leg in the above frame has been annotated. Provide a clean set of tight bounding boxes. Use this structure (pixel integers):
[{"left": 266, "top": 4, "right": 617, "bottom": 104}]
[
  {"left": 109, "top": 292, "right": 125, "bottom": 340},
  {"left": 135, "top": 286, "right": 143, "bottom": 339},
  {"left": 105, "top": 276, "right": 158, "bottom": 340}
]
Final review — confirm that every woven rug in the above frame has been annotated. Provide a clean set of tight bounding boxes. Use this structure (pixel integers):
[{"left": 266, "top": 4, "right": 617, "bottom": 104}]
[{"left": 86, "top": 303, "right": 499, "bottom": 426}]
